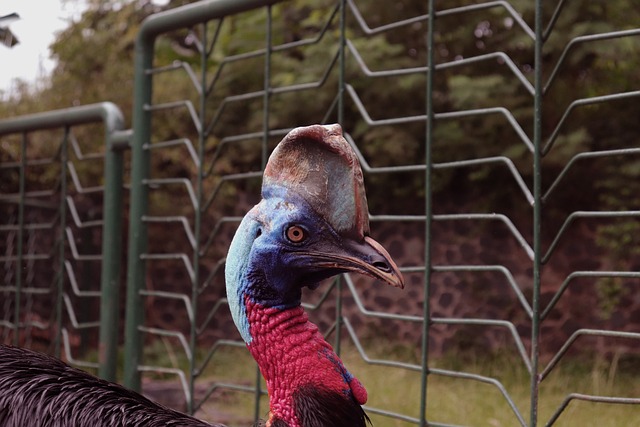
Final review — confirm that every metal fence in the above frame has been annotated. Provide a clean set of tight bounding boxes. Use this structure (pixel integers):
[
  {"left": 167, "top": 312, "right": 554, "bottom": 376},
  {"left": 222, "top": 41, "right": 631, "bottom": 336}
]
[
  {"left": 0, "top": 103, "right": 128, "bottom": 381},
  {"left": 1, "top": 0, "right": 639, "bottom": 426}
]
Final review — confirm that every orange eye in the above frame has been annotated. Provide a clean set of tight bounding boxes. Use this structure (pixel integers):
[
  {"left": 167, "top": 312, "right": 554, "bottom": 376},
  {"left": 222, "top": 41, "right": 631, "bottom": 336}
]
[{"left": 286, "top": 225, "right": 306, "bottom": 243}]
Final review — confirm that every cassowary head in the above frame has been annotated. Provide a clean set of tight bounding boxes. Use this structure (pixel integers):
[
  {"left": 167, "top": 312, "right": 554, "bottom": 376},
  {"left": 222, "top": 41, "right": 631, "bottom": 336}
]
[{"left": 225, "top": 124, "right": 403, "bottom": 427}]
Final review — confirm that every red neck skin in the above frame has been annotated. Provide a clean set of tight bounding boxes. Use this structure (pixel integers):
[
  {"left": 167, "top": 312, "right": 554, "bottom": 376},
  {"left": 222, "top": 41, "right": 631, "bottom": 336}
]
[{"left": 245, "top": 297, "right": 367, "bottom": 427}]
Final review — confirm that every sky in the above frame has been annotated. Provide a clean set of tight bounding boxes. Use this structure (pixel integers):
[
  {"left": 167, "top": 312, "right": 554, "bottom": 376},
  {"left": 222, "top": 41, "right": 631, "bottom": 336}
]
[
  {"left": 0, "top": 0, "right": 173, "bottom": 96},
  {"left": 0, "top": 1, "right": 87, "bottom": 94}
]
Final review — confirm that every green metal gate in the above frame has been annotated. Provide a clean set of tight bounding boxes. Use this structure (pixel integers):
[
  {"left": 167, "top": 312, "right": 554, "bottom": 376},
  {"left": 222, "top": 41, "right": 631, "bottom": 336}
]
[
  {"left": 0, "top": 103, "right": 128, "bottom": 381},
  {"left": 1, "top": 0, "right": 639, "bottom": 426}
]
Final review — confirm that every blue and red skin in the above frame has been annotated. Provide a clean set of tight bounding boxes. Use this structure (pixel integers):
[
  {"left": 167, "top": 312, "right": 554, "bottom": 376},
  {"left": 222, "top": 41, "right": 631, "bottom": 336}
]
[{"left": 225, "top": 186, "right": 370, "bottom": 427}]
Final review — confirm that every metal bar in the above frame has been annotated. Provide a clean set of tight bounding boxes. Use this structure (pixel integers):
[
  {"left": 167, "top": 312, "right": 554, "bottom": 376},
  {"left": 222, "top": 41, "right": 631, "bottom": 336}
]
[
  {"left": 421, "top": 0, "right": 436, "bottom": 424},
  {"left": 545, "top": 393, "right": 640, "bottom": 426},
  {"left": 143, "top": 216, "right": 196, "bottom": 249},
  {"left": 541, "top": 271, "right": 640, "bottom": 320},
  {"left": 62, "top": 329, "right": 100, "bottom": 369},
  {"left": 542, "top": 0, "right": 568, "bottom": 41},
  {"left": 335, "top": 0, "right": 347, "bottom": 358},
  {"left": 540, "top": 329, "right": 640, "bottom": 381},
  {"left": 542, "top": 91, "right": 640, "bottom": 156},
  {"left": 252, "top": 5, "right": 273, "bottom": 422},
  {"left": 544, "top": 29, "right": 640, "bottom": 94},
  {"left": 529, "top": 0, "right": 544, "bottom": 425},
  {"left": 0, "top": 103, "right": 125, "bottom": 137},
  {"left": 54, "top": 128, "right": 70, "bottom": 358},
  {"left": 186, "top": 17, "right": 209, "bottom": 416},
  {"left": 144, "top": 138, "right": 200, "bottom": 168},
  {"left": 98, "top": 111, "right": 126, "bottom": 381},
  {"left": 136, "top": 0, "right": 280, "bottom": 41},
  {"left": 348, "top": 0, "right": 534, "bottom": 40},
  {"left": 145, "top": 100, "right": 202, "bottom": 133},
  {"left": 432, "top": 265, "right": 533, "bottom": 318},
  {"left": 346, "top": 39, "right": 535, "bottom": 96},
  {"left": 13, "top": 133, "right": 27, "bottom": 346},
  {"left": 430, "top": 367, "right": 527, "bottom": 427},
  {"left": 542, "top": 210, "right": 640, "bottom": 264},
  {"left": 123, "top": 4, "right": 156, "bottom": 389},
  {"left": 542, "top": 147, "right": 640, "bottom": 202}
]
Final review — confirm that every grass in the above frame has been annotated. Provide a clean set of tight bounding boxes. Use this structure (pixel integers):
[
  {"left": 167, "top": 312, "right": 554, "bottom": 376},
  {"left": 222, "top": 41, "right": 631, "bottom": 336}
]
[
  {"left": 113, "top": 339, "right": 640, "bottom": 426},
  {"left": 341, "top": 346, "right": 640, "bottom": 427}
]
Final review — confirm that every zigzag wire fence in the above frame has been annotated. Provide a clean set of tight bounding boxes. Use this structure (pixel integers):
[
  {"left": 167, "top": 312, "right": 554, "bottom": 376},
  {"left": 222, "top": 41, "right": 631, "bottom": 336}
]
[
  {"left": 0, "top": 0, "right": 635, "bottom": 426},
  {"left": 116, "top": 0, "right": 640, "bottom": 426},
  {"left": 119, "top": 0, "right": 640, "bottom": 425},
  {"left": 0, "top": 103, "right": 128, "bottom": 381}
]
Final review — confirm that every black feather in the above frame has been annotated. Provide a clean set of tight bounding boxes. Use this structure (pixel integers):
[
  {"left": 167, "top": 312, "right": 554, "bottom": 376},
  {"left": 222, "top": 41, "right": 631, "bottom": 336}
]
[
  {"left": 0, "top": 345, "right": 223, "bottom": 427},
  {"left": 277, "top": 385, "right": 371, "bottom": 427}
]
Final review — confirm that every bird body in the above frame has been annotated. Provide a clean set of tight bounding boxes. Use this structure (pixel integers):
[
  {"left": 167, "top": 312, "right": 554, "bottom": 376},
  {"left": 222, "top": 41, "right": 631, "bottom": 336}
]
[
  {"left": 0, "top": 124, "right": 403, "bottom": 427},
  {"left": 0, "top": 345, "right": 219, "bottom": 427}
]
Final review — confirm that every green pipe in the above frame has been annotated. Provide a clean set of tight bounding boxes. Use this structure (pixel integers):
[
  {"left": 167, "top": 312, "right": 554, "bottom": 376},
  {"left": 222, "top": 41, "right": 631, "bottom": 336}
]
[
  {"left": 55, "top": 127, "right": 70, "bottom": 358},
  {"left": 335, "top": 0, "right": 346, "bottom": 358},
  {"left": 0, "top": 103, "right": 124, "bottom": 137},
  {"left": 14, "top": 133, "right": 26, "bottom": 347},
  {"left": 186, "top": 18, "right": 208, "bottom": 416},
  {"left": 420, "top": 0, "right": 436, "bottom": 425},
  {"left": 530, "top": 0, "right": 544, "bottom": 425},
  {"left": 252, "top": 5, "right": 273, "bottom": 422},
  {"left": 123, "top": 27, "right": 154, "bottom": 390},
  {"left": 99, "top": 119, "right": 126, "bottom": 381}
]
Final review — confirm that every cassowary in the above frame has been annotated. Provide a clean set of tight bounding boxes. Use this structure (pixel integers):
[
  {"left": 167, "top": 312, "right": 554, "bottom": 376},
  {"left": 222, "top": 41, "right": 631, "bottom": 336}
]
[
  {"left": 0, "top": 124, "right": 404, "bottom": 427},
  {"left": 225, "top": 124, "right": 403, "bottom": 426}
]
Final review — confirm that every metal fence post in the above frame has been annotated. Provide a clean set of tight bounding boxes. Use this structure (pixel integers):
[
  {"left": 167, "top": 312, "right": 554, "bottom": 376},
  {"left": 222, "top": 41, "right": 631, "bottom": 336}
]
[
  {"left": 99, "top": 120, "right": 129, "bottom": 381},
  {"left": 123, "top": 27, "right": 154, "bottom": 391},
  {"left": 530, "top": 0, "right": 544, "bottom": 425},
  {"left": 55, "top": 127, "right": 70, "bottom": 358},
  {"left": 420, "top": 2, "right": 436, "bottom": 425}
]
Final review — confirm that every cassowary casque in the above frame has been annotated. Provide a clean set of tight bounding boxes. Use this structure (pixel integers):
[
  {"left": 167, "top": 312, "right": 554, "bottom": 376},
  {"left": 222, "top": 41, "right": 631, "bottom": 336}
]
[{"left": 0, "top": 124, "right": 403, "bottom": 427}]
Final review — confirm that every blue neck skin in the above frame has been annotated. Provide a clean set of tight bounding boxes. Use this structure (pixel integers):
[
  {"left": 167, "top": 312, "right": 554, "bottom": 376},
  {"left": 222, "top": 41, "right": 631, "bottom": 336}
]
[{"left": 225, "top": 185, "right": 343, "bottom": 344}]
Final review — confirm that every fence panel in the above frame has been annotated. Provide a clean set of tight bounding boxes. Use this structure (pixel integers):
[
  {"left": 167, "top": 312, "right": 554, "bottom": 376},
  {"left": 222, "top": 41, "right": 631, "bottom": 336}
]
[
  {"left": 0, "top": 103, "right": 127, "bottom": 381},
  {"left": 123, "top": 1, "right": 640, "bottom": 425},
  {"left": 2, "top": 1, "right": 638, "bottom": 426}
]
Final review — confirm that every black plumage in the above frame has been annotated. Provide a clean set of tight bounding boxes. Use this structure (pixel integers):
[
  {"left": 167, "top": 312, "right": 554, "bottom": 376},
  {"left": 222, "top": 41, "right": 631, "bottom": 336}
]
[
  {"left": 293, "top": 386, "right": 370, "bottom": 427},
  {"left": 0, "top": 345, "right": 223, "bottom": 427}
]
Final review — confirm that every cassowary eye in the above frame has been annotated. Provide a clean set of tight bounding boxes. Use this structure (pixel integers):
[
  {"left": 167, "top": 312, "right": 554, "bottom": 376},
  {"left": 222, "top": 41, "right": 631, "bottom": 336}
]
[{"left": 286, "top": 225, "right": 307, "bottom": 243}]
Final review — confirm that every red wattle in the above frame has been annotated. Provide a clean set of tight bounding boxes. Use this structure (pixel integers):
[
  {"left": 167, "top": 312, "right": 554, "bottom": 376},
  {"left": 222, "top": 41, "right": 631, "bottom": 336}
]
[{"left": 245, "top": 297, "right": 367, "bottom": 426}]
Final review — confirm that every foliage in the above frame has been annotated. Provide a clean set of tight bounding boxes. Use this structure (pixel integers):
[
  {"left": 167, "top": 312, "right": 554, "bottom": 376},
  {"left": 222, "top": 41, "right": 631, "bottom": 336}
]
[{"left": 1, "top": 0, "right": 639, "bottom": 307}]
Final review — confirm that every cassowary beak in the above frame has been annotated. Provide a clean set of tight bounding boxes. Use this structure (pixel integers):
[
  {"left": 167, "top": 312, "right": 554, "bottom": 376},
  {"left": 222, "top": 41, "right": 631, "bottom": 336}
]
[{"left": 301, "top": 235, "right": 404, "bottom": 289}]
